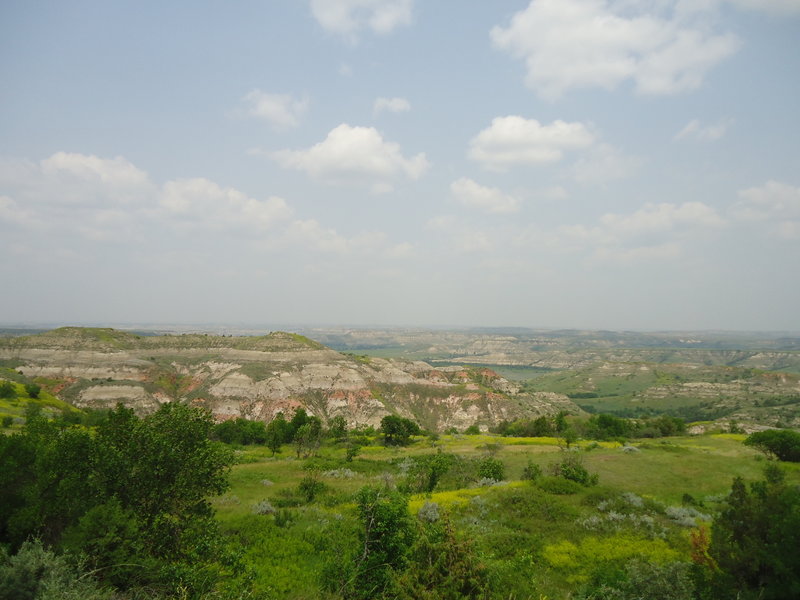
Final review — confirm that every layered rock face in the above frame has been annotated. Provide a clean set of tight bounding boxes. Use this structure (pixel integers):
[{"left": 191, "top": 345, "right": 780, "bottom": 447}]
[{"left": 0, "top": 328, "right": 580, "bottom": 431}]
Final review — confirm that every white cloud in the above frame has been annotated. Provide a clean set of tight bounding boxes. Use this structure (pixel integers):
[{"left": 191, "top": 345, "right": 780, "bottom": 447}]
[
  {"left": 549, "top": 201, "right": 726, "bottom": 261},
  {"left": 159, "top": 178, "right": 292, "bottom": 232},
  {"left": 374, "top": 96, "right": 411, "bottom": 115},
  {"left": 491, "top": 0, "right": 739, "bottom": 99},
  {"left": 41, "top": 152, "right": 150, "bottom": 188},
  {"left": 733, "top": 181, "right": 800, "bottom": 237},
  {"left": 572, "top": 143, "right": 642, "bottom": 184},
  {"left": 734, "top": 181, "right": 800, "bottom": 220},
  {"left": 450, "top": 178, "right": 520, "bottom": 214},
  {"left": 469, "top": 116, "right": 594, "bottom": 170},
  {"left": 239, "top": 90, "right": 308, "bottom": 128},
  {"left": 271, "top": 123, "right": 429, "bottom": 191},
  {"left": 673, "top": 118, "right": 732, "bottom": 141},
  {"left": 0, "top": 152, "right": 293, "bottom": 242},
  {"left": 310, "top": 0, "right": 413, "bottom": 38},
  {"left": 599, "top": 201, "right": 726, "bottom": 236}
]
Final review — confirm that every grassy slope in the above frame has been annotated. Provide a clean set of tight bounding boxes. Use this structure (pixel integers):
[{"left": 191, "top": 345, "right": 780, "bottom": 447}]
[{"left": 213, "top": 433, "right": 797, "bottom": 599}]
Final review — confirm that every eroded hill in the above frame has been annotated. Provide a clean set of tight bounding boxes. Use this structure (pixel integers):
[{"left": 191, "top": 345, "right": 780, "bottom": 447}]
[{"left": 0, "top": 327, "right": 581, "bottom": 430}]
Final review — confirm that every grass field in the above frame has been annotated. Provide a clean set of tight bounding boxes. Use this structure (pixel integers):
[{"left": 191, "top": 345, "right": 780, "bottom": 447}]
[{"left": 211, "top": 431, "right": 798, "bottom": 599}]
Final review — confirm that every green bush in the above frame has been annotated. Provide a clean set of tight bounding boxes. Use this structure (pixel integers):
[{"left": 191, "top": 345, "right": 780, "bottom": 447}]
[
  {"left": 521, "top": 459, "right": 543, "bottom": 481},
  {"left": 537, "top": 476, "right": 583, "bottom": 495},
  {"left": 581, "top": 558, "right": 695, "bottom": 600},
  {"left": 0, "top": 381, "right": 16, "bottom": 400},
  {"left": 477, "top": 456, "right": 504, "bottom": 481},
  {"left": 24, "top": 384, "right": 41, "bottom": 399},
  {"left": 0, "top": 539, "right": 113, "bottom": 600},
  {"left": 549, "top": 452, "right": 598, "bottom": 486}
]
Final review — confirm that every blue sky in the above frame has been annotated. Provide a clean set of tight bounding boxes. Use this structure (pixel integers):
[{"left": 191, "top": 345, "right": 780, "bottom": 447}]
[{"left": 1, "top": 0, "right": 799, "bottom": 330}]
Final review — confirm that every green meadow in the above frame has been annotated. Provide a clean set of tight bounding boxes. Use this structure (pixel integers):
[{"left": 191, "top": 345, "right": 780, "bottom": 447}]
[{"left": 211, "top": 432, "right": 797, "bottom": 599}]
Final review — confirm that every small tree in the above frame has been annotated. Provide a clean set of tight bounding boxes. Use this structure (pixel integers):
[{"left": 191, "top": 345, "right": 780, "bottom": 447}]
[
  {"left": 700, "top": 465, "right": 800, "bottom": 599},
  {"left": 349, "top": 486, "right": 413, "bottom": 599},
  {"left": 24, "top": 384, "right": 41, "bottom": 400},
  {"left": 328, "top": 415, "right": 348, "bottom": 440},
  {"left": 265, "top": 419, "right": 284, "bottom": 456},
  {"left": 381, "top": 415, "right": 420, "bottom": 446},
  {"left": 0, "top": 381, "right": 16, "bottom": 400}
]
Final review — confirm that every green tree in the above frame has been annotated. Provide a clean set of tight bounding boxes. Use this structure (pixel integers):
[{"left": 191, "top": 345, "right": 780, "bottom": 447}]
[
  {"left": 744, "top": 429, "right": 800, "bottom": 462},
  {"left": 288, "top": 407, "right": 309, "bottom": 441},
  {"left": 0, "top": 381, "right": 16, "bottom": 400},
  {"left": 328, "top": 415, "right": 348, "bottom": 440},
  {"left": 393, "top": 515, "right": 489, "bottom": 599},
  {"left": 349, "top": 486, "right": 414, "bottom": 599},
  {"left": 381, "top": 415, "right": 420, "bottom": 446},
  {"left": 265, "top": 419, "right": 284, "bottom": 456},
  {"left": 701, "top": 465, "right": 800, "bottom": 599},
  {"left": 23, "top": 383, "right": 41, "bottom": 400}
]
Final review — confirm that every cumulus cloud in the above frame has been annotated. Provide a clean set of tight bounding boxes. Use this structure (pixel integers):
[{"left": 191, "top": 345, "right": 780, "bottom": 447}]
[
  {"left": 673, "top": 118, "right": 732, "bottom": 141},
  {"left": 599, "top": 201, "right": 726, "bottom": 236},
  {"left": 310, "top": 0, "right": 413, "bottom": 39},
  {"left": 491, "top": 0, "right": 739, "bottom": 99},
  {"left": 238, "top": 90, "right": 308, "bottom": 128},
  {"left": 0, "top": 153, "right": 156, "bottom": 240},
  {"left": 469, "top": 116, "right": 594, "bottom": 170},
  {"left": 550, "top": 201, "right": 726, "bottom": 261},
  {"left": 159, "top": 178, "right": 292, "bottom": 232},
  {"left": 373, "top": 96, "right": 411, "bottom": 115},
  {"left": 0, "top": 152, "right": 294, "bottom": 243},
  {"left": 450, "top": 178, "right": 520, "bottom": 214},
  {"left": 733, "top": 180, "right": 800, "bottom": 238},
  {"left": 271, "top": 123, "right": 429, "bottom": 191},
  {"left": 41, "top": 152, "right": 150, "bottom": 188}
]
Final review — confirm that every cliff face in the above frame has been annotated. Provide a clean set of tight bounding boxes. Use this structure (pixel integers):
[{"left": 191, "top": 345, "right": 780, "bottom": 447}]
[{"left": 0, "top": 328, "right": 580, "bottom": 431}]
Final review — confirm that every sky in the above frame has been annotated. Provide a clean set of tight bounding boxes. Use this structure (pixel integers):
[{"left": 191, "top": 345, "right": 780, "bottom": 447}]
[{"left": 1, "top": 0, "right": 799, "bottom": 331}]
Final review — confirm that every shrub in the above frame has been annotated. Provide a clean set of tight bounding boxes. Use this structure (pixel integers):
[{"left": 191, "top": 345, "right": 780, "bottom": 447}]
[
  {"left": 298, "top": 474, "right": 326, "bottom": 503},
  {"left": 521, "top": 459, "right": 543, "bottom": 481},
  {"left": 537, "top": 476, "right": 583, "bottom": 495},
  {"left": 0, "top": 381, "right": 16, "bottom": 400},
  {"left": 252, "top": 500, "right": 276, "bottom": 515},
  {"left": 581, "top": 558, "right": 695, "bottom": 600},
  {"left": 477, "top": 456, "right": 504, "bottom": 481},
  {"left": 665, "top": 506, "right": 711, "bottom": 527},
  {"left": 549, "top": 453, "right": 598, "bottom": 486},
  {"left": 0, "top": 539, "right": 113, "bottom": 600},
  {"left": 417, "top": 501, "right": 440, "bottom": 524}
]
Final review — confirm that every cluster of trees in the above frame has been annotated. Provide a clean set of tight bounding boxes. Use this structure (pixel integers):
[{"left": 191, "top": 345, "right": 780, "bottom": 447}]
[
  {"left": 213, "top": 408, "right": 324, "bottom": 457},
  {"left": 492, "top": 412, "right": 685, "bottom": 442},
  {"left": 0, "top": 403, "right": 240, "bottom": 598},
  {"left": 212, "top": 409, "right": 424, "bottom": 456},
  {"left": 0, "top": 380, "right": 40, "bottom": 400}
]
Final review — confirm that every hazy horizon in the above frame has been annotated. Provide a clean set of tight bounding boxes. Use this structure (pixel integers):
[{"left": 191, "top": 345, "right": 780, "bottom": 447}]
[{"left": 2, "top": 1, "right": 798, "bottom": 331}]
